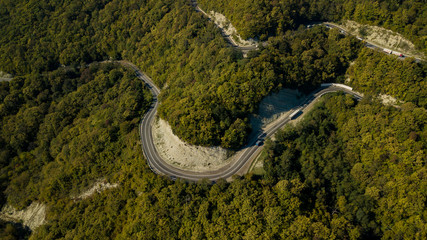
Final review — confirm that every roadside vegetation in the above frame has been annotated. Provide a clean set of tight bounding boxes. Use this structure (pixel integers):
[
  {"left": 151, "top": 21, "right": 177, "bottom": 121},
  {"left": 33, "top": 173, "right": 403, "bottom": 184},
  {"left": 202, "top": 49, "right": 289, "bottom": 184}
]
[
  {"left": 338, "top": 20, "right": 425, "bottom": 60},
  {"left": 1, "top": 0, "right": 424, "bottom": 149},
  {"left": 159, "top": 27, "right": 362, "bottom": 148},
  {"left": 263, "top": 93, "right": 426, "bottom": 239}
]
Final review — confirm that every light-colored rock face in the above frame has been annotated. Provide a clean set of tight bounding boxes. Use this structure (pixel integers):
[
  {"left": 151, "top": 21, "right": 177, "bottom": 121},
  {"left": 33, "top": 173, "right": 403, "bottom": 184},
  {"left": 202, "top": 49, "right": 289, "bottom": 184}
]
[
  {"left": 341, "top": 20, "right": 425, "bottom": 59},
  {"left": 0, "top": 181, "right": 119, "bottom": 231},
  {"left": 0, "top": 202, "right": 46, "bottom": 231},
  {"left": 152, "top": 118, "right": 231, "bottom": 172},
  {"left": 195, "top": 2, "right": 257, "bottom": 48},
  {"left": 207, "top": 10, "right": 257, "bottom": 47},
  {"left": 151, "top": 88, "right": 303, "bottom": 173},
  {"left": 0, "top": 71, "right": 13, "bottom": 82},
  {"left": 379, "top": 94, "right": 402, "bottom": 107},
  {"left": 73, "top": 180, "right": 119, "bottom": 200}
]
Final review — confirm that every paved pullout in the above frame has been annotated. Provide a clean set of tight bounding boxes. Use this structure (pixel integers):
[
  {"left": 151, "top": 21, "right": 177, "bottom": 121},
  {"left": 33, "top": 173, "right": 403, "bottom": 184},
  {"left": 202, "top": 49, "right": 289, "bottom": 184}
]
[{"left": 126, "top": 58, "right": 362, "bottom": 181}]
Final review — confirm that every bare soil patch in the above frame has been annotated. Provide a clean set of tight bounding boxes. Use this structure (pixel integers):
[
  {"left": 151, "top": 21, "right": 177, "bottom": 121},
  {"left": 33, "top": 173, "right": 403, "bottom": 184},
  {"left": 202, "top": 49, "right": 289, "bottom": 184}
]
[
  {"left": 378, "top": 94, "right": 402, "bottom": 107},
  {"left": 153, "top": 118, "right": 231, "bottom": 172},
  {"left": 206, "top": 10, "right": 257, "bottom": 47}
]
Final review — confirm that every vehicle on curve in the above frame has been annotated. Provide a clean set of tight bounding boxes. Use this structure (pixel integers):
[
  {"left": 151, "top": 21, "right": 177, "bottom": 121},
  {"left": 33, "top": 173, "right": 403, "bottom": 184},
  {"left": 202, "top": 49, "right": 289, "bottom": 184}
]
[{"left": 289, "top": 109, "right": 303, "bottom": 120}]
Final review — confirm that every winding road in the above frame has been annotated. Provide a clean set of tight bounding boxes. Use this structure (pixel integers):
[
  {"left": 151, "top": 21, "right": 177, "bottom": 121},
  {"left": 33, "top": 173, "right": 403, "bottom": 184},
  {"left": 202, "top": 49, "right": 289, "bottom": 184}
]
[
  {"left": 125, "top": 2, "right": 424, "bottom": 181},
  {"left": 126, "top": 56, "right": 362, "bottom": 181},
  {"left": 125, "top": 3, "right": 378, "bottom": 181}
]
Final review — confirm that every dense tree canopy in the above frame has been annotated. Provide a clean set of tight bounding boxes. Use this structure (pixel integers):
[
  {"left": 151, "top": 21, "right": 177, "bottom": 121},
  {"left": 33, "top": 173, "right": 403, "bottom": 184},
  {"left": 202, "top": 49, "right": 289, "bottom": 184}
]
[
  {"left": 0, "top": 0, "right": 366, "bottom": 148},
  {"left": 158, "top": 26, "right": 362, "bottom": 147},
  {"left": 0, "top": 62, "right": 152, "bottom": 209},
  {"left": 264, "top": 93, "right": 426, "bottom": 239},
  {"left": 347, "top": 48, "right": 427, "bottom": 107},
  {"left": 2, "top": 0, "right": 423, "bottom": 148}
]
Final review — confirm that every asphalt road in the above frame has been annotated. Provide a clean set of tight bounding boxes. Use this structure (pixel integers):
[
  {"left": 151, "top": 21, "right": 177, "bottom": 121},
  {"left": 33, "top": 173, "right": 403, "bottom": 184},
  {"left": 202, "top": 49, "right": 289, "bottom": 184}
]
[{"left": 129, "top": 59, "right": 363, "bottom": 181}]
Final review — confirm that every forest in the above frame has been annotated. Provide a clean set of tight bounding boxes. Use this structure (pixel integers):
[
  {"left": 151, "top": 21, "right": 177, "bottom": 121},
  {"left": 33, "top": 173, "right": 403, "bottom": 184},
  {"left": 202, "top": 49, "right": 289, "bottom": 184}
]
[
  {"left": 198, "top": 0, "right": 427, "bottom": 53},
  {"left": 0, "top": 62, "right": 152, "bottom": 209},
  {"left": 3, "top": 93, "right": 424, "bottom": 239},
  {"left": 0, "top": 0, "right": 426, "bottom": 239}
]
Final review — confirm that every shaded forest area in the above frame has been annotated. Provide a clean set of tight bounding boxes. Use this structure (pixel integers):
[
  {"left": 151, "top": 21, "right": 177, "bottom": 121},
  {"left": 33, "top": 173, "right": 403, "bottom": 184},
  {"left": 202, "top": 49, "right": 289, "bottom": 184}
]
[{"left": 198, "top": 0, "right": 427, "bottom": 53}]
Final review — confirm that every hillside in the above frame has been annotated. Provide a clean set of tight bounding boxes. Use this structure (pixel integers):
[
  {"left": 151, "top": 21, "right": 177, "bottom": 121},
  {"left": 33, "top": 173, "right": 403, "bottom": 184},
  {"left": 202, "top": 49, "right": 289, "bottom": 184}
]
[{"left": 0, "top": 0, "right": 425, "bottom": 239}]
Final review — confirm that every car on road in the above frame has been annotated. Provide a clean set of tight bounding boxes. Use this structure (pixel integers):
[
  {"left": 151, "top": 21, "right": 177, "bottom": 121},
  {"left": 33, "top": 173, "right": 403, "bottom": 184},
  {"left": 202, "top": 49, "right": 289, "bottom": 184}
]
[
  {"left": 255, "top": 139, "right": 264, "bottom": 146},
  {"left": 258, "top": 132, "right": 267, "bottom": 139}
]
